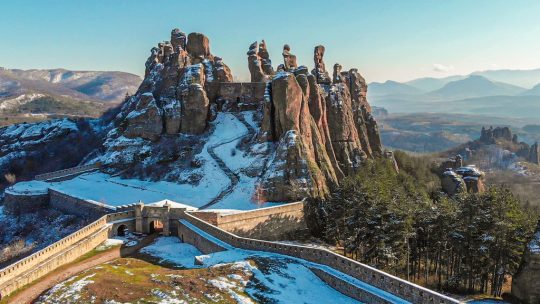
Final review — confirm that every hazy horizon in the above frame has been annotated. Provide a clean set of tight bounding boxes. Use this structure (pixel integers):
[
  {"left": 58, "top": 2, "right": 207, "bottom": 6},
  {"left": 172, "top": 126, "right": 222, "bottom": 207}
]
[{"left": 2, "top": 0, "right": 540, "bottom": 83}]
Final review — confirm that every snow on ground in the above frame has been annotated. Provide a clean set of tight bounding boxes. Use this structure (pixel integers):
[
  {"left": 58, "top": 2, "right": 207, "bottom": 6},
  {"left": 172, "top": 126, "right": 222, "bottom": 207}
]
[
  {"left": 529, "top": 230, "right": 540, "bottom": 253},
  {"left": 95, "top": 238, "right": 124, "bottom": 251},
  {"left": 36, "top": 273, "right": 96, "bottom": 303},
  {"left": 140, "top": 237, "right": 202, "bottom": 268},
  {"left": 180, "top": 220, "right": 410, "bottom": 304},
  {"left": 7, "top": 112, "right": 284, "bottom": 211},
  {"left": 210, "top": 112, "right": 282, "bottom": 210},
  {"left": 140, "top": 237, "right": 361, "bottom": 304},
  {"left": 5, "top": 180, "right": 49, "bottom": 195},
  {"left": 95, "top": 232, "right": 142, "bottom": 251}
]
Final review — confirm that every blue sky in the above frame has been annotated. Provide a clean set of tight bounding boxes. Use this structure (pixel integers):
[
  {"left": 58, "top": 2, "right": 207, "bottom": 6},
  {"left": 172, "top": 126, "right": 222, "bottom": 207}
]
[{"left": 2, "top": 0, "right": 540, "bottom": 82}]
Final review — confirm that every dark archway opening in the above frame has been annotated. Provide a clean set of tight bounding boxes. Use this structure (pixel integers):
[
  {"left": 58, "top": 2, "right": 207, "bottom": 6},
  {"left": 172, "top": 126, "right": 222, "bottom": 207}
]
[
  {"left": 149, "top": 220, "right": 163, "bottom": 234},
  {"left": 117, "top": 224, "right": 127, "bottom": 237}
]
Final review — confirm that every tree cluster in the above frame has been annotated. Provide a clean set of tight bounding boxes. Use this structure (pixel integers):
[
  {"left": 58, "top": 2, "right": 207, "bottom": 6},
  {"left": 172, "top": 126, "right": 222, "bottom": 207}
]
[{"left": 306, "top": 152, "right": 536, "bottom": 296}]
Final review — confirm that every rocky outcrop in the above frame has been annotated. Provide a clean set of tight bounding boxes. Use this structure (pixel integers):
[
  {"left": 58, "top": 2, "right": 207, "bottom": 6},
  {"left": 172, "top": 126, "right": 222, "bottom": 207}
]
[
  {"left": 90, "top": 31, "right": 383, "bottom": 203},
  {"left": 441, "top": 165, "right": 485, "bottom": 195},
  {"left": 120, "top": 28, "right": 233, "bottom": 139},
  {"left": 260, "top": 45, "right": 383, "bottom": 201},
  {"left": 247, "top": 40, "right": 274, "bottom": 82},
  {"left": 512, "top": 219, "right": 540, "bottom": 304},
  {"left": 441, "top": 170, "right": 466, "bottom": 196},
  {"left": 312, "top": 45, "right": 331, "bottom": 84},
  {"left": 124, "top": 93, "right": 163, "bottom": 140},
  {"left": 479, "top": 126, "right": 513, "bottom": 144},
  {"left": 478, "top": 127, "right": 539, "bottom": 165},
  {"left": 282, "top": 44, "right": 298, "bottom": 71},
  {"left": 247, "top": 42, "right": 266, "bottom": 82},
  {"left": 0, "top": 119, "right": 103, "bottom": 191},
  {"left": 529, "top": 142, "right": 539, "bottom": 164}
]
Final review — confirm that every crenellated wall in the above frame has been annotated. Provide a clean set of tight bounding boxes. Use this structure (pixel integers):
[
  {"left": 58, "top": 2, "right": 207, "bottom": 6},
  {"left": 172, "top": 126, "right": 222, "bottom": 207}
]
[{"left": 0, "top": 216, "right": 109, "bottom": 298}]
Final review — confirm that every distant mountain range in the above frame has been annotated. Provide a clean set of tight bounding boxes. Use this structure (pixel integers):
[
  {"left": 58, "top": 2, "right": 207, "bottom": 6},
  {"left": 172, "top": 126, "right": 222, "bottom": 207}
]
[
  {"left": 368, "top": 68, "right": 540, "bottom": 122},
  {"left": 0, "top": 68, "right": 141, "bottom": 119}
]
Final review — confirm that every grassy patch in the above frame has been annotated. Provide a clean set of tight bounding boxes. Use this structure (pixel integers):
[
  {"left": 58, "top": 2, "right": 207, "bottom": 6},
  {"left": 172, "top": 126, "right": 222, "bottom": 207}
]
[{"left": 36, "top": 257, "right": 257, "bottom": 304}]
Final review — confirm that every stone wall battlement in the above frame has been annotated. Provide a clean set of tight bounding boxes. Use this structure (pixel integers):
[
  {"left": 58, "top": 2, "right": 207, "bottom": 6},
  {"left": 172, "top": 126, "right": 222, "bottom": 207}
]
[{"left": 0, "top": 216, "right": 107, "bottom": 286}]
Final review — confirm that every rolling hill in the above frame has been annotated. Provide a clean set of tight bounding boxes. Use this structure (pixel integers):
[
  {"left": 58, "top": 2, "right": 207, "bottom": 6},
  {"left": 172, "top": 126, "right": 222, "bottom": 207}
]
[
  {"left": 429, "top": 75, "right": 526, "bottom": 99},
  {"left": 0, "top": 68, "right": 141, "bottom": 125}
]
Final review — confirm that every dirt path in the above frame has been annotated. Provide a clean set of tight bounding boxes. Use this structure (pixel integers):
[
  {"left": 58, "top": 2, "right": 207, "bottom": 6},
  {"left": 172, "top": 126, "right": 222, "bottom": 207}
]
[
  {"left": 5, "top": 234, "right": 157, "bottom": 304},
  {"left": 199, "top": 113, "right": 256, "bottom": 210}
]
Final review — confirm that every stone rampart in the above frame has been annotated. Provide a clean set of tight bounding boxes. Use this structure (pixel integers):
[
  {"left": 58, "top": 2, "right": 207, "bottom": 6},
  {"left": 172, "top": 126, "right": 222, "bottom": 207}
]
[
  {"left": 34, "top": 162, "right": 101, "bottom": 182},
  {"left": 310, "top": 267, "right": 394, "bottom": 304},
  {"left": 2, "top": 191, "right": 49, "bottom": 215},
  {"left": 50, "top": 189, "right": 115, "bottom": 219},
  {"left": 190, "top": 201, "right": 306, "bottom": 240},
  {"left": 181, "top": 212, "right": 461, "bottom": 304},
  {"left": 0, "top": 216, "right": 109, "bottom": 298},
  {"left": 177, "top": 221, "right": 227, "bottom": 254},
  {"left": 206, "top": 82, "right": 266, "bottom": 110}
]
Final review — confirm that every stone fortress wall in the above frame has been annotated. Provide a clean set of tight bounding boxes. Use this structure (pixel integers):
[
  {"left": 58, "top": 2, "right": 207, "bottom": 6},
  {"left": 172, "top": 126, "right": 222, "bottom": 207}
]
[
  {"left": 189, "top": 201, "right": 306, "bottom": 240},
  {"left": 34, "top": 162, "right": 101, "bottom": 182},
  {"left": 0, "top": 216, "right": 109, "bottom": 298},
  {"left": 0, "top": 196, "right": 462, "bottom": 303},
  {"left": 1, "top": 163, "right": 461, "bottom": 303},
  {"left": 3, "top": 192, "right": 49, "bottom": 215},
  {"left": 49, "top": 189, "right": 115, "bottom": 219},
  {"left": 178, "top": 212, "right": 461, "bottom": 304},
  {"left": 0, "top": 211, "right": 135, "bottom": 299},
  {"left": 206, "top": 81, "right": 266, "bottom": 108}
]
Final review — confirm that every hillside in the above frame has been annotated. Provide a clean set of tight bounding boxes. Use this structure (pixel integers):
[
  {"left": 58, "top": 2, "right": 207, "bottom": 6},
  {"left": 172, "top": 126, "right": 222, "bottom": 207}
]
[
  {"left": 0, "top": 68, "right": 141, "bottom": 126},
  {"left": 375, "top": 111, "right": 540, "bottom": 153},
  {"left": 429, "top": 75, "right": 526, "bottom": 99},
  {"left": 368, "top": 69, "right": 540, "bottom": 122},
  {"left": 368, "top": 80, "right": 423, "bottom": 96}
]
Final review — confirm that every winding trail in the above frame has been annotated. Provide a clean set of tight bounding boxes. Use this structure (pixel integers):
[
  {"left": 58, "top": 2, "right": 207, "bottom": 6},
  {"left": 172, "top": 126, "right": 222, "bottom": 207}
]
[{"left": 199, "top": 113, "right": 256, "bottom": 209}]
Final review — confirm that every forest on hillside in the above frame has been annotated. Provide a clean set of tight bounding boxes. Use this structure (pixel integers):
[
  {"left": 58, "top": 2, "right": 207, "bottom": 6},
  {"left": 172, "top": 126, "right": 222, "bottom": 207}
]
[{"left": 306, "top": 151, "right": 537, "bottom": 297}]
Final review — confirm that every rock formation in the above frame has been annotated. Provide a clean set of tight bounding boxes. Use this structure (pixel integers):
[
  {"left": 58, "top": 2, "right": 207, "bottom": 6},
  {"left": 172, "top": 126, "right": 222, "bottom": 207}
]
[
  {"left": 529, "top": 142, "right": 539, "bottom": 164},
  {"left": 441, "top": 165, "right": 485, "bottom": 195},
  {"left": 121, "top": 28, "right": 233, "bottom": 139},
  {"left": 247, "top": 42, "right": 265, "bottom": 82},
  {"left": 312, "top": 45, "right": 331, "bottom": 84},
  {"left": 512, "top": 219, "right": 540, "bottom": 303},
  {"left": 479, "top": 126, "right": 513, "bottom": 144},
  {"left": 441, "top": 170, "right": 466, "bottom": 196},
  {"left": 478, "top": 127, "right": 540, "bottom": 165},
  {"left": 282, "top": 44, "right": 298, "bottom": 71},
  {"left": 260, "top": 44, "right": 383, "bottom": 200},
  {"left": 247, "top": 41, "right": 273, "bottom": 82},
  {"left": 94, "top": 30, "right": 383, "bottom": 202}
]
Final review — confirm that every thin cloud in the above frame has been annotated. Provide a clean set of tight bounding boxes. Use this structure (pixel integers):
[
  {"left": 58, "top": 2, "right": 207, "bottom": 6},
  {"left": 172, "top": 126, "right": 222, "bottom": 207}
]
[{"left": 432, "top": 63, "right": 454, "bottom": 73}]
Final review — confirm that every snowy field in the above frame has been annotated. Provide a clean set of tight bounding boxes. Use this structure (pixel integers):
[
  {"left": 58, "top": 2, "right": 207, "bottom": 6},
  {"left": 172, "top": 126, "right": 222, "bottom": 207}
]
[{"left": 7, "top": 112, "right": 283, "bottom": 211}]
